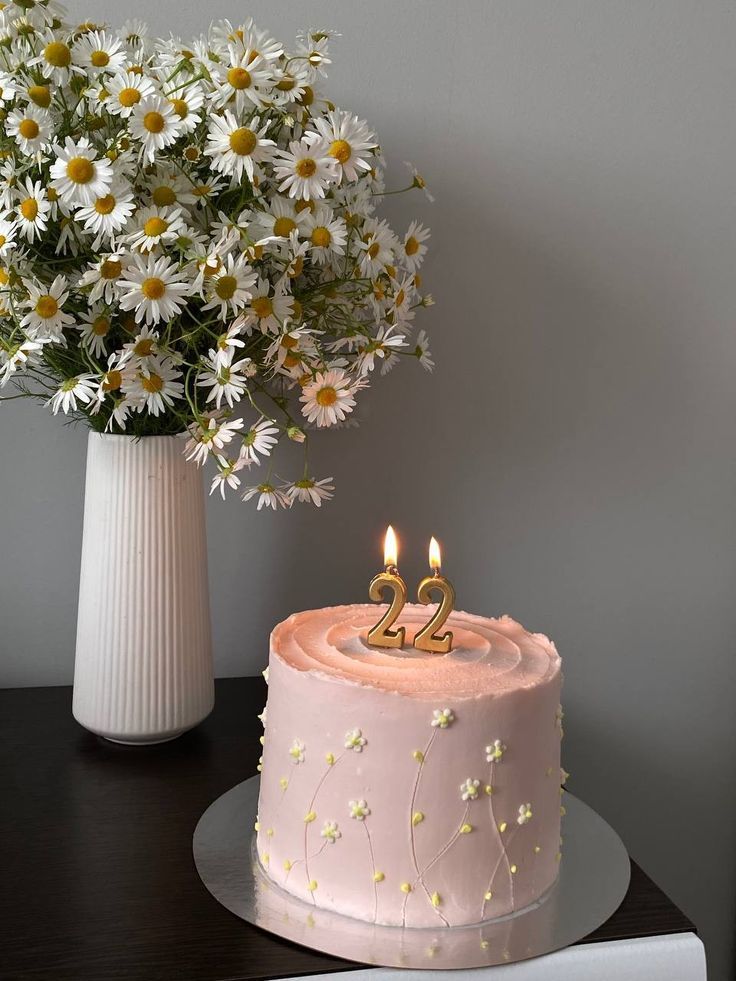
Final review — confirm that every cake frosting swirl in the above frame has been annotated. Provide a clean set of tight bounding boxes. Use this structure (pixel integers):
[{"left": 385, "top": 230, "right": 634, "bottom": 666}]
[{"left": 257, "top": 604, "right": 563, "bottom": 928}]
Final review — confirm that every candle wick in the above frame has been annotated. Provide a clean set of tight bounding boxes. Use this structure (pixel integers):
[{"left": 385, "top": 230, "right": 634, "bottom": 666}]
[{"left": 386, "top": 564, "right": 399, "bottom": 576}]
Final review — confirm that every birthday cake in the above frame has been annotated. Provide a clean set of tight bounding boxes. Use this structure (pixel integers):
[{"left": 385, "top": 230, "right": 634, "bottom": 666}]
[{"left": 256, "top": 603, "right": 564, "bottom": 928}]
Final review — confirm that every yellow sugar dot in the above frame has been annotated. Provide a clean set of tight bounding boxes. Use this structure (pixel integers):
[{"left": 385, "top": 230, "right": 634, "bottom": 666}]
[
  {"left": 556, "top": 852, "right": 562, "bottom": 862},
  {"left": 304, "top": 811, "right": 316, "bottom": 823},
  {"left": 510, "top": 864, "right": 518, "bottom": 874},
  {"left": 259, "top": 735, "right": 265, "bottom": 745},
  {"left": 254, "top": 820, "right": 260, "bottom": 831},
  {"left": 412, "top": 812, "right": 424, "bottom": 826},
  {"left": 430, "top": 891, "right": 441, "bottom": 907},
  {"left": 307, "top": 879, "right": 318, "bottom": 892},
  {"left": 261, "top": 852, "right": 269, "bottom": 864},
  {"left": 412, "top": 750, "right": 424, "bottom": 763},
  {"left": 66, "top": 157, "right": 94, "bottom": 184},
  {"left": 498, "top": 822, "right": 507, "bottom": 833},
  {"left": 373, "top": 871, "right": 385, "bottom": 882},
  {"left": 534, "top": 845, "right": 541, "bottom": 854},
  {"left": 484, "top": 785, "right": 493, "bottom": 796},
  {"left": 283, "top": 859, "right": 292, "bottom": 871},
  {"left": 400, "top": 882, "right": 412, "bottom": 894},
  {"left": 546, "top": 767, "right": 553, "bottom": 777},
  {"left": 484, "top": 891, "right": 493, "bottom": 901},
  {"left": 279, "top": 778, "right": 288, "bottom": 790},
  {"left": 460, "top": 823, "right": 473, "bottom": 835},
  {"left": 560, "top": 805, "right": 566, "bottom": 816},
  {"left": 266, "top": 828, "right": 274, "bottom": 837},
  {"left": 480, "top": 940, "right": 490, "bottom": 950}
]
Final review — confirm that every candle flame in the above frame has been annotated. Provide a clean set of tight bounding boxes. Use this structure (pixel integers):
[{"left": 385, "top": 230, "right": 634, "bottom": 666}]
[
  {"left": 384, "top": 525, "right": 398, "bottom": 569},
  {"left": 429, "top": 536, "right": 442, "bottom": 572}
]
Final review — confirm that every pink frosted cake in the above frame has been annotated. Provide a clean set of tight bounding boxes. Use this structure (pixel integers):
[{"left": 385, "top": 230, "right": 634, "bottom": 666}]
[{"left": 256, "top": 604, "right": 563, "bottom": 928}]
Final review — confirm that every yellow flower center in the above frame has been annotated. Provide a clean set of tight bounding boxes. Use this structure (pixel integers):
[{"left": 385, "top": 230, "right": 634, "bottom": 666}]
[
  {"left": 134, "top": 337, "right": 155, "bottom": 356},
  {"left": 395, "top": 288, "right": 405, "bottom": 306},
  {"left": 299, "top": 86, "right": 314, "bottom": 107},
  {"left": 143, "top": 111, "right": 165, "bottom": 134},
  {"left": 251, "top": 296, "right": 272, "bottom": 318},
  {"left": 20, "top": 198, "right": 38, "bottom": 221},
  {"left": 118, "top": 86, "right": 141, "bottom": 108},
  {"left": 281, "top": 334, "right": 298, "bottom": 350},
  {"left": 94, "top": 194, "right": 116, "bottom": 214},
  {"left": 0, "top": 235, "right": 5, "bottom": 248},
  {"left": 289, "top": 255, "right": 304, "bottom": 277},
  {"left": 100, "top": 258, "right": 121, "bottom": 279},
  {"left": 169, "top": 98, "right": 188, "bottom": 119},
  {"left": 44, "top": 41, "right": 71, "bottom": 68},
  {"left": 273, "top": 216, "right": 296, "bottom": 237},
  {"left": 141, "top": 372, "right": 163, "bottom": 393},
  {"left": 143, "top": 216, "right": 168, "bottom": 238},
  {"left": 102, "top": 368, "right": 122, "bottom": 391},
  {"left": 18, "top": 118, "right": 39, "bottom": 140},
  {"left": 405, "top": 235, "right": 419, "bottom": 256},
  {"left": 229, "top": 127, "right": 257, "bottom": 156},
  {"left": 184, "top": 146, "right": 199, "bottom": 161},
  {"left": 292, "top": 299, "right": 303, "bottom": 320},
  {"left": 311, "top": 227, "right": 331, "bottom": 248},
  {"left": 295, "top": 199, "right": 314, "bottom": 213},
  {"left": 28, "top": 85, "right": 50, "bottom": 108},
  {"left": 329, "top": 139, "right": 351, "bottom": 164},
  {"left": 90, "top": 50, "right": 109, "bottom": 67},
  {"left": 141, "top": 278, "right": 165, "bottom": 300},
  {"left": 47, "top": 187, "right": 59, "bottom": 202},
  {"left": 66, "top": 157, "right": 94, "bottom": 184},
  {"left": 215, "top": 275, "right": 237, "bottom": 300},
  {"left": 35, "top": 294, "right": 58, "bottom": 318},
  {"left": 276, "top": 75, "right": 295, "bottom": 92},
  {"left": 295, "top": 157, "right": 317, "bottom": 178},
  {"left": 367, "top": 242, "right": 380, "bottom": 259},
  {"left": 91, "top": 315, "right": 110, "bottom": 335},
  {"left": 227, "top": 66, "right": 251, "bottom": 90},
  {"left": 316, "top": 386, "right": 337, "bottom": 406},
  {"left": 283, "top": 352, "right": 300, "bottom": 368},
  {"left": 152, "top": 185, "right": 176, "bottom": 207},
  {"left": 192, "top": 184, "right": 212, "bottom": 197}
]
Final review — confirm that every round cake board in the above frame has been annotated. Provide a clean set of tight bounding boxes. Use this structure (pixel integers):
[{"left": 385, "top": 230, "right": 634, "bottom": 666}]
[{"left": 193, "top": 777, "right": 630, "bottom": 970}]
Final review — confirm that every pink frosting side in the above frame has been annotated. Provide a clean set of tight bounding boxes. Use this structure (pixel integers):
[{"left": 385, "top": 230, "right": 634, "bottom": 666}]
[{"left": 256, "top": 604, "right": 563, "bottom": 928}]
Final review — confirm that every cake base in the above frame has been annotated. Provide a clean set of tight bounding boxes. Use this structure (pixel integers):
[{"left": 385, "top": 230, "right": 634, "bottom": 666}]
[{"left": 193, "top": 777, "right": 630, "bottom": 970}]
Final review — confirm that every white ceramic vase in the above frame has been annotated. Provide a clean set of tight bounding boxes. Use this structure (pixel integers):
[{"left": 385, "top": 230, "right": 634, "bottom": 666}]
[{"left": 72, "top": 432, "right": 214, "bottom": 744}]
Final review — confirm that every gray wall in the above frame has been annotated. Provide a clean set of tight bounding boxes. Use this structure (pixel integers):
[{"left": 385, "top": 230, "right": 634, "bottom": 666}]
[{"left": 1, "top": 0, "right": 734, "bottom": 976}]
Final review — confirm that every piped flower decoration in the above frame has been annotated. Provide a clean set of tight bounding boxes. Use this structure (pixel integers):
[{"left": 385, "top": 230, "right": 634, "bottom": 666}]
[
  {"left": 485, "top": 739, "right": 506, "bottom": 763},
  {"left": 320, "top": 820, "right": 341, "bottom": 843},
  {"left": 431, "top": 707, "right": 455, "bottom": 729},
  {"left": 344, "top": 727, "right": 366, "bottom": 752},
  {"left": 289, "top": 738, "right": 305, "bottom": 764},
  {"left": 349, "top": 799, "right": 370, "bottom": 820},
  {"left": 517, "top": 802, "right": 533, "bottom": 825},
  {"left": 460, "top": 777, "right": 480, "bottom": 801}
]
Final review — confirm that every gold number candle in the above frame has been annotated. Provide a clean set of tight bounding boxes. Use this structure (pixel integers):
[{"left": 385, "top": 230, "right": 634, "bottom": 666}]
[
  {"left": 413, "top": 537, "right": 456, "bottom": 653},
  {"left": 367, "top": 525, "right": 408, "bottom": 648}
]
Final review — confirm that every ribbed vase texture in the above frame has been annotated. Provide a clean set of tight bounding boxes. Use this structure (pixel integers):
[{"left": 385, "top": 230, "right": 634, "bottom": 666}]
[{"left": 73, "top": 433, "right": 214, "bottom": 743}]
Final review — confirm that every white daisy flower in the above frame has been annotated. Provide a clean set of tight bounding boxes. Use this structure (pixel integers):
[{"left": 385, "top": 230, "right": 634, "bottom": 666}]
[
  {"left": 404, "top": 160, "right": 435, "bottom": 202},
  {"left": 431, "top": 708, "right": 454, "bottom": 729},
  {"left": 401, "top": 221, "right": 430, "bottom": 272},
  {"left": 240, "top": 417, "right": 279, "bottom": 465},
  {"left": 289, "top": 738, "right": 305, "bottom": 763},
  {"left": 78, "top": 306, "right": 113, "bottom": 356},
  {"left": 49, "top": 136, "right": 114, "bottom": 207},
  {"left": 460, "top": 778, "right": 480, "bottom": 802},
  {"left": 145, "top": 167, "right": 197, "bottom": 209},
  {"left": 20, "top": 274, "right": 74, "bottom": 341},
  {"left": 166, "top": 82, "right": 204, "bottom": 134},
  {"left": 300, "top": 368, "right": 356, "bottom": 428},
  {"left": 0, "top": 73, "right": 19, "bottom": 108},
  {"left": 250, "top": 195, "right": 308, "bottom": 242},
  {"left": 78, "top": 253, "right": 129, "bottom": 304},
  {"left": 73, "top": 29, "right": 126, "bottom": 75},
  {"left": 235, "top": 277, "right": 293, "bottom": 334},
  {"left": 320, "top": 820, "right": 341, "bottom": 843},
  {"left": 201, "top": 252, "right": 257, "bottom": 320},
  {"left": 242, "top": 482, "right": 291, "bottom": 510},
  {"left": 212, "top": 48, "right": 274, "bottom": 111},
  {"left": 209, "top": 454, "right": 248, "bottom": 499},
  {"left": 119, "top": 325, "right": 161, "bottom": 367},
  {"left": 0, "top": 216, "right": 18, "bottom": 258},
  {"left": 517, "top": 803, "right": 533, "bottom": 826},
  {"left": 348, "top": 799, "right": 370, "bottom": 821},
  {"left": 185, "top": 413, "right": 244, "bottom": 466},
  {"left": 301, "top": 207, "right": 347, "bottom": 265},
  {"left": 125, "top": 356, "right": 183, "bottom": 416},
  {"left": 273, "top": 136, "right": 337, "bottom": 201},
  {"left": 118, "top": 254, "right": 193, "bottom": 326},
  {"left": 125, "top": 205, "right": 187, "bottom": 253},
  {"left": 48, "top": 373, "right": 98, "bottom": 415},
  {"left": 306, "top": 110, "right": 377, "bottom": 183},
  {"left": 75, "top": 180, "right": 135, "bottom": 248},
  {"left": 204, "top": 111, "right": 274, "bottom": 184},
  {"left": 344, "top": 728, "right": 366, "bottom": 752},
  {"left": 106, "top": 71, "right": 156, "bottom": 117},
  {"left": 295, "top": 31, "right": 333, "bottom": 77},
  {"left": 212, "top": 322, "right": 246, "bottom": 368},
  {"left": 31, "top": 33, "right": 84, "bottom": 84},
  {"left": 6, "top": 105, "right": 52, "bottom": 155},
  {"left": 0, "top": 338, "right": 43, "bottom": 386},
  {"left": 356, "top": 325, "right": 406, "bottom": 375},
  {"left": 129, "top": 95, "right": 184, "bottom": 163},
  {"left": 287, "top": 476, "right": 334, "bottom": 507},
  {"left": 413, "top": 329, "right": 434, "bottom": 372},
  {"left": 354, "top": 217, "right": 397, "bottom": 278},
  {"left": 196, "top": 349, "right": 252, "bottom": 408},
  {"left": 485, "top": 739, "right": 506, "bottom": 763}
]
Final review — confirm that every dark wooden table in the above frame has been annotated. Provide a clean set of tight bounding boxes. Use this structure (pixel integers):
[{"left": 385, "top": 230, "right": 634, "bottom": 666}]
[{"left": 0, "top": 678, "right": 696, "bottom": 981}]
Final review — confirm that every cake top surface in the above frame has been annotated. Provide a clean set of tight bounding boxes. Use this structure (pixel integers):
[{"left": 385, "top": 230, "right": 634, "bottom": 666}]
[{"left": 271, "top": 604, "right": 560, "bottom": 699}]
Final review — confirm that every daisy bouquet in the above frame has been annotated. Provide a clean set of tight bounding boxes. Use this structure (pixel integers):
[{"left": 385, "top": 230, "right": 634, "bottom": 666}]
[{"left": 0, "top": 1, "right": 433, "bottom": 508}]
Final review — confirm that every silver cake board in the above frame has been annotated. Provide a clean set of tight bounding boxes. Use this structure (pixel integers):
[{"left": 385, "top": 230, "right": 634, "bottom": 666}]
[{"left": 192, "top": 777, "right": 630, "bottom": 971}]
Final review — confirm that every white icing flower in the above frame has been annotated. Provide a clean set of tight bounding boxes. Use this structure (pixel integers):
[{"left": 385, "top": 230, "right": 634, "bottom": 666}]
[
  {"left": 431, "top": 708, "right": 454, "bottom": 729},
  {"left": 485, "top": 739, "right": 506, "bottom": 763},
  {"left": 258, "top": 706, "right": 267, "bottom": 725},
  {"left": 517, "top": 803, "right": 533, "bottom": 825},
  {"left": 349, "top": 798, "right": 370, "bottom": 820},
  {"left": 321, "top": 820, "right": 341, "bottom": 843},
  {"left": 289, "top": 739, "right": 305, "bottom": 764},
  {"left": 561, "top": 767, "right": 569, "bottom": 785},
  {"left": 556, "top": 704, "right": 564, "bottom": 727},
  {"left": 263, "top": 666, "right": 270, "bottom": 684},
  {"left": 460, "top": 778, "right": 480, "bottom": 801},
  {"left": 344, "top": 727, "right": 366, "bottom": 752}
]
